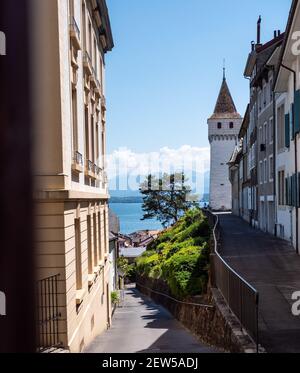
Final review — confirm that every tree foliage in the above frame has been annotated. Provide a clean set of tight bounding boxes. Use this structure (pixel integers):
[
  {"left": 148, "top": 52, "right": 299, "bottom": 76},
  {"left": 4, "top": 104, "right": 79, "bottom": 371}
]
[
  {"left": 140, "top": 173, "right": 198, "bottom": 227},
  {"left": 136, "top": 208, "right": 210, "bottom": 299}
]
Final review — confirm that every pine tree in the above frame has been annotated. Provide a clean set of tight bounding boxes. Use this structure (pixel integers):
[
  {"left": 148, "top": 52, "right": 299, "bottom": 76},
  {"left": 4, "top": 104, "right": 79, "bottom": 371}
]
[{"left": 139, "top": 173, "right": 198, "bottom": 227}]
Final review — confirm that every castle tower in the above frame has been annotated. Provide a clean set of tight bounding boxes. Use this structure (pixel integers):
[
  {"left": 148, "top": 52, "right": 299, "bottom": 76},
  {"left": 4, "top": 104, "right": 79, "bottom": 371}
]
[{"left": 208, "top": 71, "right": 242, "bottom": 211}]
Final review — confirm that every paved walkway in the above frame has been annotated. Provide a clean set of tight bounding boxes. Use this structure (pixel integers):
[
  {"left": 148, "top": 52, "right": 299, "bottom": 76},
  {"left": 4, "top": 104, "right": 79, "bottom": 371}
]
[
  {"left": 218, "top": 214, "right": 300, "bottom": 353},
  {"left": 85, "top": 286, "right": 217, "bottom": 353}
]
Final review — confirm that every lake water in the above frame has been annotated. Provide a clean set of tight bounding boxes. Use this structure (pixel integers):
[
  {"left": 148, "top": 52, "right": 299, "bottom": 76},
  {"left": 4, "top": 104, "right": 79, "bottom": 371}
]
[
  {"left": 109, "top": 202, "right": 207, "bottom": 235},
  {"left": 109, "top": 203, "right": 163, "bottom": 234}
]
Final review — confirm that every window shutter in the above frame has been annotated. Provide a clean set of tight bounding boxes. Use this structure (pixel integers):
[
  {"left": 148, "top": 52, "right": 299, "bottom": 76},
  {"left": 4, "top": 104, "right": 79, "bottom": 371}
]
[
  {"left": 294, "top": 90, "right": 300, "bottom": 135},
  {"left": 285, "top": 177, "right": 290, "bottom": 206},
  {"left": 293, "top": 174, "right": 297, "bottom": 207},
  {"left": 291, "top": 104, "right": 295, "bottom": 140},
  {"left": 290, "top": 176, "right": 293, "bottom": 206},
  {"left": 288, "top": 176, "right": 292, "bottom": 206},
  {"left": 285, "top": 113, "right": 290, "bottom": 148},
  {"left": 298, "top": 173, "right": 300, "bottom": 207}
]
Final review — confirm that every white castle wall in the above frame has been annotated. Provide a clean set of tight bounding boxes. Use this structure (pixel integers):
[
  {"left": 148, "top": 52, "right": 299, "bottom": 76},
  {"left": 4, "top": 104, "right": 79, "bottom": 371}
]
[{"left": 208, "top": 118, "right": 242, "bottom": 211}]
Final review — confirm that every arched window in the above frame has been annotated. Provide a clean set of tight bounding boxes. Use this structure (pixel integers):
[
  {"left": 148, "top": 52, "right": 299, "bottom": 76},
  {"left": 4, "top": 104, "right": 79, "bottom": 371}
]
[
  {"left": 218, "top": 122, "right": 222, "bottom": 129},
  {"left": 230, "top": 122, "right": 234, "bottom": 129}
]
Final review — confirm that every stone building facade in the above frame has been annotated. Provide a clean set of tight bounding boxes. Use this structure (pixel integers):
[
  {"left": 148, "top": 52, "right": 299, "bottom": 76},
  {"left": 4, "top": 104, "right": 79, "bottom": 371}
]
[
  {"left": 208, "top": 74, "right": 243, "bottom": 211},
  {"left": 244, "top": 27, "right": 284, "bottom": 233},
  {"left": 32, "top": 0, "right": 114, "bottom": 352},
  {"left": 228, "top": 1, "right": 300, "bottom": 256},
  {"left": 274, "top": 0, "right": 300, "bottom": 253}
]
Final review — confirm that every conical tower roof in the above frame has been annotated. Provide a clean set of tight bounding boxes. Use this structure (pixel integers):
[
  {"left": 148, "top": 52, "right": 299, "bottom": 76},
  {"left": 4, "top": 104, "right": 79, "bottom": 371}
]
[{"left": 209, "top": 76, "right": 241, "bottom": 120}]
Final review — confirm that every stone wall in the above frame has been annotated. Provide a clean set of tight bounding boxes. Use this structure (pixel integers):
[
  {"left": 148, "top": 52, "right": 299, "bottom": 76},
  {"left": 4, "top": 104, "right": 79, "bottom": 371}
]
[{"left": 136, "top": 276, "right": 258, "bottom": 353}]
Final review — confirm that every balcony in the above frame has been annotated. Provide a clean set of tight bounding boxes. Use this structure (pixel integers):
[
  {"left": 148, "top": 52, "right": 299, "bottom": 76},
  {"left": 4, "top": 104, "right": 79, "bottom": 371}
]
[
  {"left": 95, "top": 165, "right": 103, "bottom": 180},
  {"left": 69, "top": 17, "right": 81, "bottom": 51},
  {"left": 83, "top": 51, "right": 93, "bottom": 77},
  {"left": 72, "top": 151, "right": 84, "bottom": 173},
  {"left": 101, "top": 95, "right": 106, "bottom": 111},
  {"left": 102, "top": 171, "right": 108, "bottom": 189},
  {"left": 90, "top": 66, "right": 98, "bottom": 89},
  {"left": 93, "top": 76, "right": 101, "bottom": 98},
  {"left": 86, "top": 160, "right": 98, "bottom": 180}
]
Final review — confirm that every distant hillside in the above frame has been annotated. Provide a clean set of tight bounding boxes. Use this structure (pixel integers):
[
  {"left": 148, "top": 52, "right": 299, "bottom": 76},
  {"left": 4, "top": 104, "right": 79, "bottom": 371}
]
[{"left": 110, "top": 196, "right": 143, "bottom": 204}]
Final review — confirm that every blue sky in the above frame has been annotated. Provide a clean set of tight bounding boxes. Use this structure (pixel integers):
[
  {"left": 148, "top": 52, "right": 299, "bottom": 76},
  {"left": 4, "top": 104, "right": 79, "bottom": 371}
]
[{"left": 105, "top": 0, "right": 291, "bottom": 180}]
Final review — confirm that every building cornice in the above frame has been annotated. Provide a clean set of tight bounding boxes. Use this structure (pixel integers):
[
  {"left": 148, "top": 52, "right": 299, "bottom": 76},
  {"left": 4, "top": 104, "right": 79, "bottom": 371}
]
[
  {"left": 34, "top": 190, "right": 110, "bottom": 202},
  {"left": 95, "top": 0, "right": 114, "bottom": 53}
]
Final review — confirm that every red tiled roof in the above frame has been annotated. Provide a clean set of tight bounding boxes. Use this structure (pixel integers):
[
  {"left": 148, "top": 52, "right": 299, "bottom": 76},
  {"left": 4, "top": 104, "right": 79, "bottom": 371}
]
[{"left": 210, "top": 78, "right": 241, "bottom": 120}]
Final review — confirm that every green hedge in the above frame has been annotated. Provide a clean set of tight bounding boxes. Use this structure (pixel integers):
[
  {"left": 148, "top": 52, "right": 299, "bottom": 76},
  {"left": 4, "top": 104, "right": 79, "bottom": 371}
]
[{"left": 136, "top": 208, "right": 210, "bottom": 299}]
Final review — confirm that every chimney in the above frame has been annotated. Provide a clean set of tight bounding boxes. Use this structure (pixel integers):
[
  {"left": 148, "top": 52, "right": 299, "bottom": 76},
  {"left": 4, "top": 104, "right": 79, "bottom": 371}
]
[
  {"left": 251, "top": 41, "right": 255, "bottom": 51},
  {"left": 257, "top": 16, "right": 262, "bottom": 45},
  {"left": 278, "top": 30, "right": 281, "bottom": 36},
  {"left": 274, "top": 30, "right": 277, "bottom": 39}
]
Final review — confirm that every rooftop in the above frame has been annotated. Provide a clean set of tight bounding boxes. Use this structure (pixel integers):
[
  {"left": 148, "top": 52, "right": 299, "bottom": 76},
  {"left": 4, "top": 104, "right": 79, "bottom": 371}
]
[{"left": 209, "top": 75, "right": 241, "bottom": 120}]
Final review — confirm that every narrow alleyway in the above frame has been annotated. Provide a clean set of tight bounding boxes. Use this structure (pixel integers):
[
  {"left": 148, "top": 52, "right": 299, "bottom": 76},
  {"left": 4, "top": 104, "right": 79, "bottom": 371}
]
[
  {"left": 218, "top": 214, "right": 300, "bottom": 353},
  {"left": 85, "top": 286, "right": 217, "bottom": 353}
]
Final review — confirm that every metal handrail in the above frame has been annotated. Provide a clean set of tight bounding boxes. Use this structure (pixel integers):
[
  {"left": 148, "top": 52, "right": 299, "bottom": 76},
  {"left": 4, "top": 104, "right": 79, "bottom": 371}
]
[
  {"left": 212, "top": 214, "right": 258, "bottom": 295},
  {"left": 208, "top": 211, "right": 259, "bottom": 353},
  {"left": 137, "top": 282, "right": 214, "bottom": 309}
]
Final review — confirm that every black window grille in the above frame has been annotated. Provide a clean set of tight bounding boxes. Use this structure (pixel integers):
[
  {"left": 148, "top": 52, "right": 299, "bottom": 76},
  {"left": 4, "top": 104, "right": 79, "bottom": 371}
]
[{"left": 36, "top": 274, "right": 62, "bottom": 352}]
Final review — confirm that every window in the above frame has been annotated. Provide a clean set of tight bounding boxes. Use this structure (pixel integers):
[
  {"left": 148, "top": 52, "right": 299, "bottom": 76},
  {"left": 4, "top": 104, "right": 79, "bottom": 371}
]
[
  {"left": 260, "top": 161, "right": 263, "bottom": 184},
  {"left": 88, "top": 20, "right": 92, "bottom": 57},
  {"left": 269, "top": 117, "right": 274, "bottom": 144},
  {"left": 91, "top": 114, "right": 95, "bottom": 163},
  {"left": 264, "top": 159, "right": 268, "bottom": 183},
  {"left": 72, "top": 88, "right": 78, "bottom": 153},
  {"left": 69, "top": 0, "right": 74, "bottom": 17},
  {"left": 98, "top": 211, "right": 103, "bottom": 261},
  {"left": 87, "top": 215, "right": 93, "bottom": 274},
  {"left": 230, "top": 122, "right": 234, "bottom": 129},
  {"left": 269, "top": 79, "right": 273, "bottom": 101},
  {"left": 101, "top": 125, "right": 105, "bottom": 169},
  {"left": 269, "top": 156, "right": 274, "bottom": 182},
  {"left": 82, "top": 1, "right": 86, "bottom": 51},
  {"left": 263, "top": 85, "right": 267, "bottom": 107},
  {"left": 85, "top": 107, "right": 90, "bottom": 162},
  {"left": 218, "top": 122, "right": 222, "bottom": 129},
  {"left": 104, "top": 206, "right": 108, "bottom": 255},
  {"left": 96, "top": 124, "right": 99, "bottom": 165},
  {"left": 93, "top": 38, "right": 97, "bottom": 76},
  {"left": 259, "top": 126, "right": 263, "bottom": 144},
  {"left": 277, "top": 105, "right": 285, "bottom": 151},
  {"left": 93, "top": 213, "right": 98, "bottom": 265},
  {"left": 264, "top": 122, "right": 267, "bottom": 144},
  {"left": 278, "top": 170, "right": 285, "bottom": 206},
  {"left": 75, "top": 218, "right": 83, "bottom": 290}
]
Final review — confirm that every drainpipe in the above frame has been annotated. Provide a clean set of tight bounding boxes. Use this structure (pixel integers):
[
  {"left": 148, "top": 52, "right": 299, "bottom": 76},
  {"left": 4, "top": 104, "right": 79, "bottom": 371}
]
[
  {"left": 280, "top": 63, "right": 298, "bottom": 254},
  {"left": 244, "top": 76, "right": 256, "bottom": 227},
  {"left": 273, "top": 88, "right": 278, "bottom": 237},
  {"left": 238, "top": 161, "right": 241, "bottom": 217}
]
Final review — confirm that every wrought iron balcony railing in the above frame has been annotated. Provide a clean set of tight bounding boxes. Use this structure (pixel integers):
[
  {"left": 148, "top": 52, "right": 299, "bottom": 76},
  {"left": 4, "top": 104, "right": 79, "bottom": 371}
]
[
  {"left": 87, "top": 160, "right": 94, "bottom": 173},
  {"left": 74, "top": 151, "right": 83, "bottom": 166},
  {"left": 95, "top": 165, "right": 102, "bottom": 178},
  {"left": 72, "top": 151, "right": 83, "bottom": 173}
]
